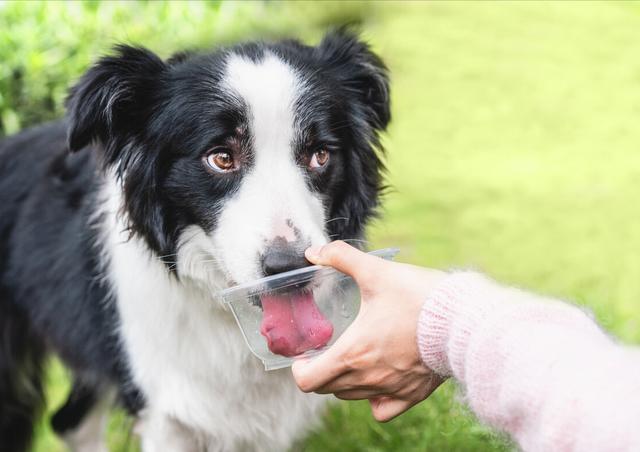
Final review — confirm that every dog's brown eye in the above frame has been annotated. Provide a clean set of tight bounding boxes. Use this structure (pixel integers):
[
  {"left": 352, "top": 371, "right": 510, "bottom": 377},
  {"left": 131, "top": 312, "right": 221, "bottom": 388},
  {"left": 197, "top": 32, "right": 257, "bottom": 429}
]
[
  {"left": 204, "top": 149, "right": 236, "bottom": 173},
  {"left": 309, "top": 149, "right": 329, "bottom": 169}
]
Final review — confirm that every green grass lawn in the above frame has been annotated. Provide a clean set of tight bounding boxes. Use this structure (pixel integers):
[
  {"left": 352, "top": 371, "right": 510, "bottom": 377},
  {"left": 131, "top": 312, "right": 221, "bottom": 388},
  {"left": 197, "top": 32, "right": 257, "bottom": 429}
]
[{"left": 16, "top": 1, "right": 640, "bottom": 450}]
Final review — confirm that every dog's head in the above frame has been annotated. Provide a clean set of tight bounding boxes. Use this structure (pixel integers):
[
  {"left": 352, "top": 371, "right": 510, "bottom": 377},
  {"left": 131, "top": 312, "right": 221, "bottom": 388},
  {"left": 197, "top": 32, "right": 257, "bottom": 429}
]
[{"left": 66, "top": 30, "right": 390, "bottom": 287}]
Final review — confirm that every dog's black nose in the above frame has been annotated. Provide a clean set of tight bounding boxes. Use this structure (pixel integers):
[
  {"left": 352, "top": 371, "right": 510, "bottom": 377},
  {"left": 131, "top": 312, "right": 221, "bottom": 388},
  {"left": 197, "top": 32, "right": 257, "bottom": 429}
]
[{"left": 261, "top": 241, "right": 311, "bottom": 276}]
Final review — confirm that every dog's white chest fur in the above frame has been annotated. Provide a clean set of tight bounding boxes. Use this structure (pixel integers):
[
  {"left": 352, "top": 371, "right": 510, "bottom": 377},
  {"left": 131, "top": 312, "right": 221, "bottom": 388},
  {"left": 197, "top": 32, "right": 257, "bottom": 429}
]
[{"left": 100, "top": 180, "right": 327, "bottom": 451}]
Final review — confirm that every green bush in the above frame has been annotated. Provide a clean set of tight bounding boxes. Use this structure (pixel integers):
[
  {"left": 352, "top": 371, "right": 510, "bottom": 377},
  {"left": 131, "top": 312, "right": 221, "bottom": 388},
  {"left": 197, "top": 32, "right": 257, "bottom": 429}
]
[{"left": 0, "top": 0, "right": 371, "bottom": 136}]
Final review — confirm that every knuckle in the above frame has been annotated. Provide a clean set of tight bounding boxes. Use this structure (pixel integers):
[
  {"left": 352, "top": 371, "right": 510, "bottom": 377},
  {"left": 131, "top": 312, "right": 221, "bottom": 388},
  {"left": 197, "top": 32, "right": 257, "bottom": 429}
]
[
  {"left": 326, "top": 241, "right": 350, "bottom": 261},
  {"left": 332, "top": 240, "right": 349, "bottom": 250},
  {"left": 363, "top": 373, "right": 385, "bottom": 388},
  {"left": 341, "top": 352, "right": 360, "bottom": 371},
  {"left": 363, "top": 368, "right": 392, "bottom": 387},
  {"left": 341, "top": 343, "right": 372, "bottom": 370},
  {"left": 295, "top": 376, "right": 315, "bottom": 393},
  {"left": 321, "top": 241, "right": 343, "bottom": 262}
]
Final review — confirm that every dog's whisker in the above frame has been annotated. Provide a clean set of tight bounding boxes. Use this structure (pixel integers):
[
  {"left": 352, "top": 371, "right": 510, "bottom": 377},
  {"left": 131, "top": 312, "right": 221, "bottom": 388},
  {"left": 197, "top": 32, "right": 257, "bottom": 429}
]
[
  {"left": 341, "top": 238, "right": 371, "bottom": 246},
  {"left": 324, "top": 217, "right": 349, "bottom": 225},
  {"left": 156, "top": 253, "right": 179, "bottom": 259}
]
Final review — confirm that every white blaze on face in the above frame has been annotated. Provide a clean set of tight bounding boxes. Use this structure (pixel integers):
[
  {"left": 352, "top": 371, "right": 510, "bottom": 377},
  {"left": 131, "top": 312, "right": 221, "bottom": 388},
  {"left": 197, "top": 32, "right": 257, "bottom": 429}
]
[{"left": 211, "top": 52, "right": 328, "bottom": 283}]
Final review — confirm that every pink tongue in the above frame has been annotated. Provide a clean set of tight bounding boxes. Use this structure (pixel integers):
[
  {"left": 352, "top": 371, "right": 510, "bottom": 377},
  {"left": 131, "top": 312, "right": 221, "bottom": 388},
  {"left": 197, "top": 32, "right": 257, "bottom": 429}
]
[{"left": 259, "top": 292, "right": 334, "bottom": 357}]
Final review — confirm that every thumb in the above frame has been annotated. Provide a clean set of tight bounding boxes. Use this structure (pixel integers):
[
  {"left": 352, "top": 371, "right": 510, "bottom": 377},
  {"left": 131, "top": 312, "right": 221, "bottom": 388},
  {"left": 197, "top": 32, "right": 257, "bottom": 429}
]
[{"left": 305, "top": 240, "right": 386, "bottom": 287}]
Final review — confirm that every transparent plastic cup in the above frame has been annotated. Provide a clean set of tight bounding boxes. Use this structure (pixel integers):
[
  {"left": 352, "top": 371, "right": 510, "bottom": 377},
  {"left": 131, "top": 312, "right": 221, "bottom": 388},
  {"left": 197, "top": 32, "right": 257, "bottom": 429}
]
[{"left": 221, "top": 248, "right": 399, "bottom": 370}]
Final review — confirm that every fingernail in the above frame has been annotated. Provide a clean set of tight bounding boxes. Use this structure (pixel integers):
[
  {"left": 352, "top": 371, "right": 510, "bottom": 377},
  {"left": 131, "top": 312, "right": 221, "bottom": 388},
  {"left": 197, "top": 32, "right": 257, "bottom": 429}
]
[{"left": 305, "top": 245, "right": 323, "bottom": 261}]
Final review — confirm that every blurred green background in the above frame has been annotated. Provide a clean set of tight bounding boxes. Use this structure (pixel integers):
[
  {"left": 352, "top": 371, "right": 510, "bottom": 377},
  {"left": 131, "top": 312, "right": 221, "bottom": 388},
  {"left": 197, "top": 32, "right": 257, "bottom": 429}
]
[{"left": 3, "top": 0, "right": 640, "bottom": 451}]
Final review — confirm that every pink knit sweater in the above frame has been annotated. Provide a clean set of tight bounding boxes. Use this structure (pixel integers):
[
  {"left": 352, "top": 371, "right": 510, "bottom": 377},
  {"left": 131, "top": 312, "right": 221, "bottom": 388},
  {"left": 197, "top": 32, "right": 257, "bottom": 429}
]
[{"left": 417, "top": 272, "right": 640, "bottom": 452}]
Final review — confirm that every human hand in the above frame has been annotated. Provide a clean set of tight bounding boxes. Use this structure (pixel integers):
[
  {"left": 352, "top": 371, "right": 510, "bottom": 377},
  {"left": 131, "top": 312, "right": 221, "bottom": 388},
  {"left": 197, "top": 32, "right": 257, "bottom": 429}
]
[{"left": 292, "top": 241, "right": 447, "bottom": 422}]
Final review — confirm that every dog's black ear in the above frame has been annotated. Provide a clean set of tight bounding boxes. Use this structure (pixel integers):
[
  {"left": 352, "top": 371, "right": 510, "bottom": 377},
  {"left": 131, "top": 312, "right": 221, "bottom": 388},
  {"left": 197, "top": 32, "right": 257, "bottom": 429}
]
[
  {"left": 166, "top": 50, "right": 194, "bottom": 66},
  {"left": 316, "top": 29, "right": 390, "bottom": 131},
  {"left": 316, "top": 30, "right": 390, "bottom": 240},
  {"left": 66, "top": 45, "right": 166, "bottom": 163}
]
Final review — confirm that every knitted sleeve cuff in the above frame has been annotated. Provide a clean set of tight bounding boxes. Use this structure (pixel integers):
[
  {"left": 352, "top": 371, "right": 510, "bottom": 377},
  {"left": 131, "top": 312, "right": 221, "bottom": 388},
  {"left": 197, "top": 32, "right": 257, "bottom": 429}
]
[{"left": 417, "top": 271, "right": 509, "bottom": 378}]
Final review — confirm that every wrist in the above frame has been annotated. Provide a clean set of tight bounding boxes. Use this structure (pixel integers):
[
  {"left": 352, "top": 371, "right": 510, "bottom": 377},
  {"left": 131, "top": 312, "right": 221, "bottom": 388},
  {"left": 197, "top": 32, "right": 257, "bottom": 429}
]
[{"left": 416, "top": 272, "right": 506, "bottom": 378}]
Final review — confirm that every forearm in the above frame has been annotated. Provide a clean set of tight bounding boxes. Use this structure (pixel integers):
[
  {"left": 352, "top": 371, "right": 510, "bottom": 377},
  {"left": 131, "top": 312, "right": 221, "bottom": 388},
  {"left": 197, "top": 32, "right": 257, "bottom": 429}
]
[{"left": 418, "top": 272, "right": 640, "bottom": 451}]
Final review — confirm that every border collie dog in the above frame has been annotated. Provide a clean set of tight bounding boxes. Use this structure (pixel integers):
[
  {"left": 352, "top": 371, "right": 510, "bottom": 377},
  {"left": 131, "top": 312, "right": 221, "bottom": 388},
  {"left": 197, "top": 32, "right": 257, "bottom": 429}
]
[{"left": 0, "top": 30, "right": 389, "bottom": 451}]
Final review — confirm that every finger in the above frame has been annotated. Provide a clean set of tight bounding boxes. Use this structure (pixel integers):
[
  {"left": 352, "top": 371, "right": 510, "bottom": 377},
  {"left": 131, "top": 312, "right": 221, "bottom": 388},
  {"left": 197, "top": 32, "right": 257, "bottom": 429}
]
[
  {"left": 369, "top": 397, "right": 415, "bottom": 423},
  {"left": 334, "top": 388, "right": 383, "bottom": 401},
  {"left": 291, "top": 325, "right": 358, "bottom": 393},
  {"left": 314, "top": 375, "right": 387, "bottom": 395},
  {"left": 305, "top": 240, "right": 386, "bottom": 287},
  {"left": 308, "top": 371, "right": 358, "bottom": 394}
]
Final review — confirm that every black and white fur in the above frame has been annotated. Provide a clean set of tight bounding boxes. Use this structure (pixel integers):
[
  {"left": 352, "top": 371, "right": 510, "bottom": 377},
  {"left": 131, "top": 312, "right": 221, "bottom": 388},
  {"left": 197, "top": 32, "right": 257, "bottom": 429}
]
[{"left": 0, "top": 30, "right": 389, "bottom": 451}]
